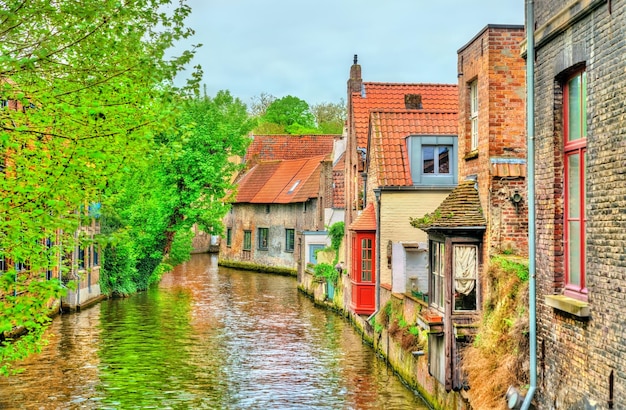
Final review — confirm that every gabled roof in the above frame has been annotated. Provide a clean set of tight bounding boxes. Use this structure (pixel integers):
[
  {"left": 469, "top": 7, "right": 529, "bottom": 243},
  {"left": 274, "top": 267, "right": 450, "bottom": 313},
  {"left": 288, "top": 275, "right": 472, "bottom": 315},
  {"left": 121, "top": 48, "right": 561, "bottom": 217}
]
[
  {"left": 235, "top": 155, "right": 327, "bottom": 204},
  {"left": 244, "top": 134, "right": 337, "bottom": 165},
  {"left": 369, "top": 110, "right": 458, "bottom": 187},
  {"left": 351, "top": 83, "right": 458, "bottom": 147},
  {"left": 410, "top": 180, "right": 487, "bottom": 231},
  {"left": 349, "top": 203, "right": 376, "bottom": 231}
]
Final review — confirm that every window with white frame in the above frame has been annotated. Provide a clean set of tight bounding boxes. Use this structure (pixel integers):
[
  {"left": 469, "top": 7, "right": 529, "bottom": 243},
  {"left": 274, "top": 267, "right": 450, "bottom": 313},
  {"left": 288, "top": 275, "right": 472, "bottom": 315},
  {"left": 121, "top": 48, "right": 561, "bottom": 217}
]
[
  {"left": 430, "top": 241, "right": 445, "bottom": 310},
  {"left": 469, "top": 80, "right": 478, "bottom": 151}
]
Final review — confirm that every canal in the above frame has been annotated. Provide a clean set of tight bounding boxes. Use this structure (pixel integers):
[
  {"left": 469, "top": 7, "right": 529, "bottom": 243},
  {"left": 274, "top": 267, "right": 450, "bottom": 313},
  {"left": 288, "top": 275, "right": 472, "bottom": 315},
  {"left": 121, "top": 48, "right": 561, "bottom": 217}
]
[{"left": 0, "top": 253, "right": 429, "bottom": 409}]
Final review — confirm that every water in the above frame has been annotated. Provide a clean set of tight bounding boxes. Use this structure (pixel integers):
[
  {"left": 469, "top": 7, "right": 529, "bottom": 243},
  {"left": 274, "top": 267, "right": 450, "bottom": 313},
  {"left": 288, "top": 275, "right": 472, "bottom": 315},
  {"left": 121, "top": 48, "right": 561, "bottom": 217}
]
[{"left": 0, "top": 253, "right": 428, "bottom": 409}]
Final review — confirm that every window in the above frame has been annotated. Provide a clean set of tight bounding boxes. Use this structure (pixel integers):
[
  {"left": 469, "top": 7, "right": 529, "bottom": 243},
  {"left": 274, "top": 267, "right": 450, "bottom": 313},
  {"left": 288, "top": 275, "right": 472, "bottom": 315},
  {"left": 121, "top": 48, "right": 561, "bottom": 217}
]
[
  {"left": 243, "top": 230, "right": 252, "bottom": 251},
  {"left": 453, "top": 245, "right": 478, "bottom": 311},
  {"left": 430, "top": 241, "right": 445, "bottom": 310},
  {"left": 469, "top": 80, "right": 478, "bottom": 151},
  {"left": 258, "top": 228, "right": 269, "bottom": 250},
  {"left": 564, "top": 70, "right": 587, "bottom": 299},
  {"left": 93, "top": 245, "right": 100, "bottom": 267},
  {"left": 226, "top": 228, "right": 232, "bottom": 247},
  {"left": 407, "top": 135, "right": 458, "bottom": 186},
  {"left": 422, "top": 146, "right": 451, "bottom": 175},
  {"left": 78, "top": 246, "right": 85, "bottom": 270},
  {"left": 285, "top": 229, "right": 295, "bottom": 252},
  {"left": 361, "top": 238, "right": 373, "bottom": 282}
]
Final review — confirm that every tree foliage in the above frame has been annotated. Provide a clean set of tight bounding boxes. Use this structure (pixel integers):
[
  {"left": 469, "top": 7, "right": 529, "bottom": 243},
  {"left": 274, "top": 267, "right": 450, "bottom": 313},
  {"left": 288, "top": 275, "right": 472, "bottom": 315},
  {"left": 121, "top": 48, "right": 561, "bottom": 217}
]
[
  {"left": 101, "top": 91, "right": 254, "bottom": 296},
  {"left": 253, "top": 94, "right": 345, "bottom": 135},
  {"left": 256, "top": 95, "right": 316, "bottom": 134},
  {"left": 0, "top": 0, "right": 198, "bottom": 374},
  {"left": 311, "top": 100, "right": 346, "bottom": 134}
]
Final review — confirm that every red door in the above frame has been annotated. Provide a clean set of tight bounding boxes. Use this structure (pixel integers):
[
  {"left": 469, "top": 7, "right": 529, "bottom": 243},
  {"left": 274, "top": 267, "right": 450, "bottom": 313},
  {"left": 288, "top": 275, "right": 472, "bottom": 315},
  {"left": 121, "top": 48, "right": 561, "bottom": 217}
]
[{"left": 350, "top": 231, "right": 376, "bottom": 315}]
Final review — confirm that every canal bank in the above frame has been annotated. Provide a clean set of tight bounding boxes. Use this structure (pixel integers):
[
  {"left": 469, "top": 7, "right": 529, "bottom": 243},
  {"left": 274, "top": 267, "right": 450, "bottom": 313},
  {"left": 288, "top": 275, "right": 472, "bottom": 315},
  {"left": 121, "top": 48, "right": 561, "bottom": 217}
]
[{"left": 299, "top": 266, "right": 468, "bottom": 410}]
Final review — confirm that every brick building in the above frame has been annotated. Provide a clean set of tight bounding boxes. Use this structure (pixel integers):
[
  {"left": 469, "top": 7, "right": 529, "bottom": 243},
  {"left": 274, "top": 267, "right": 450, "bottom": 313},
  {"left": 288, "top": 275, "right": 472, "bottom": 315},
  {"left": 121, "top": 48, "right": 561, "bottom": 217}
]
[
  {"left": 457, "top": 24, "right": 527, "bottom": 256},
  {"left": 532, "top": 0, "right": 626, "bottom": 408}
]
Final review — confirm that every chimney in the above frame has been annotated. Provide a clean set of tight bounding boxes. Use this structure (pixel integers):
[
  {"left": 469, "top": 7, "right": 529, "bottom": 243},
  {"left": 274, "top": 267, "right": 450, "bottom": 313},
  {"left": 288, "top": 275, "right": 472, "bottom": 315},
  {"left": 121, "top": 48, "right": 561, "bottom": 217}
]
[
  {"left": 347, "top": 54, "right": 362, "bottom": 95},
  {"left": 404, "top": 94, "right": 422, "bottom": 109}
]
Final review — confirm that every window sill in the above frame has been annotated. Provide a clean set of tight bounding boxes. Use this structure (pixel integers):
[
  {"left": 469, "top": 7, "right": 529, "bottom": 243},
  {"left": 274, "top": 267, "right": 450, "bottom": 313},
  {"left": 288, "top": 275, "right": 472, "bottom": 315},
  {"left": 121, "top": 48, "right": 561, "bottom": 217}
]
[
  {"left": 545, "top": 294, "right": 590, "bottom": 318},
  {"left": 464, "top": 150, "right": 479, "bottom": 160}
]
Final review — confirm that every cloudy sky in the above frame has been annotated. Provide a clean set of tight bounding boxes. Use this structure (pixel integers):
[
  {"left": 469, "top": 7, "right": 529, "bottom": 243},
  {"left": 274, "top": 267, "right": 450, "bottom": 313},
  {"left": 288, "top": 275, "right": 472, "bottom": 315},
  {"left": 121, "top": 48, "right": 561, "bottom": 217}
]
[{"left": 172, "top": 0, "right": 524, "bottom": 107}]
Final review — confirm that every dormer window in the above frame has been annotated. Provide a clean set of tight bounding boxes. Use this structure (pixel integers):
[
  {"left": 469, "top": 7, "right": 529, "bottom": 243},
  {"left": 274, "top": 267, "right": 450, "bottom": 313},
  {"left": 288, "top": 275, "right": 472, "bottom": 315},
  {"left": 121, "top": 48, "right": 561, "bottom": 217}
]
[{"left": 407, "top": 135, "right": 458, "bottom": 186}]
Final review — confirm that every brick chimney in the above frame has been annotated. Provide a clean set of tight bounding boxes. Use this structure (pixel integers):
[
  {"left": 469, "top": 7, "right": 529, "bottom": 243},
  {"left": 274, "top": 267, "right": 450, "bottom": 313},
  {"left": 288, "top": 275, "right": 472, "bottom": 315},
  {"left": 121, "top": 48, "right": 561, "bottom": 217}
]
[{"left": 347, "top": 54, "right": 362, "bottom": 96}]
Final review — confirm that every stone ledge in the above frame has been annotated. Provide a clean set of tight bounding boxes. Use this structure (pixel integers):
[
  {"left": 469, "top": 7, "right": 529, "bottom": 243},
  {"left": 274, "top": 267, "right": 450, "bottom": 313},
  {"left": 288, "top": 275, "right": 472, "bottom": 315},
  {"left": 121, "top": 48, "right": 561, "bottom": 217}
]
[{"left": 545, "top": 294, "right": 590, "bottom": 318}]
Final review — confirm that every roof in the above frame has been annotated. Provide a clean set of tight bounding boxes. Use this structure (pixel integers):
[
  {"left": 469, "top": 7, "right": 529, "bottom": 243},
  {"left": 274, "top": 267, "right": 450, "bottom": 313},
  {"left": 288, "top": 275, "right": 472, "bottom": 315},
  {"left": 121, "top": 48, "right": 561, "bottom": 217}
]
[
  {"left": 235, "top": 155, "right": 327, "bottom": 204},
  {"left": 349, "top": 203, "right": 376, "bottom": 231},
  {"left": 410, "top": 180, "right": 487, "bottom": 230},
  {"left": 332, "top": 152, "right": 346, "bottom": 208},
  {"left": 351, "top": 83, "right": 458, "bottom": 147},
  {"left": 369, "top": 110, "right": 458, "bottom": 186},
  {"left": 244, "top": 134, "right": 337, "bottom": 165}
]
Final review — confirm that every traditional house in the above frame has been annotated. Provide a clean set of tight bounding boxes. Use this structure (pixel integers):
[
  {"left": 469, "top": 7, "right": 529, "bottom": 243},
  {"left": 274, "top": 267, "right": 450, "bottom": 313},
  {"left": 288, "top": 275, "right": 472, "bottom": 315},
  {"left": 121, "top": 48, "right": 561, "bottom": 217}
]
[
  {"left": 531, "top": 0, "right": 625, "bottom": 407},
  {"left": 412, "top": 24, "right": 526, "bottom": 394},
  {"left": 344, "top": 57, "right": 458, "bottom": 315},
  {"left": 220, "top": 134, "right": 342, "bottom": 273}
]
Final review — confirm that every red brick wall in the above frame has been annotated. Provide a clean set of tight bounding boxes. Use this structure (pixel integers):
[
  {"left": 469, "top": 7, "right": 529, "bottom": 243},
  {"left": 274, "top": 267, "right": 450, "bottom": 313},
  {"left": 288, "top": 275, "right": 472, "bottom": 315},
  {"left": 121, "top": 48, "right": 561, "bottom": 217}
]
[{"left": 457, "top": 25, "right": 527, "bottom": 256}]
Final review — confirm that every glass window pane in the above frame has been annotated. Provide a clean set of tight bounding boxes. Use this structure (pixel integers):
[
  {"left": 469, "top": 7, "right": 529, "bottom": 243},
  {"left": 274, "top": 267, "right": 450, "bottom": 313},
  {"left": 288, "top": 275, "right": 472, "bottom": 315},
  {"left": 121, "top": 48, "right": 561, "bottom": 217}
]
[
  {"left": 423, "top": 146, "right": 435, "bottom": 174},
  {"left": 567, "top": 153, "right": 580, "bottom": 218},
  {"left": 438, "top": 147, "right": 450, "bottom": 174},
  {"left": 568, "top": 75, "right": 581, "bottom": 141},
  {"left": 568, "top": 221, "right": 581, "bottom": 287}
]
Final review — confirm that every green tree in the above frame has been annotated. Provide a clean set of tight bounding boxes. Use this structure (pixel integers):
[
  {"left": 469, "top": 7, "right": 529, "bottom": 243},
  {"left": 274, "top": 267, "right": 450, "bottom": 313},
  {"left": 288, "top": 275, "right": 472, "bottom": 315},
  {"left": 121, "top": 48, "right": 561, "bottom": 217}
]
[
  {"left": 101, "top": 91, "right": 254, "bottom": 296},
  {"left": 257, "top": 95, "right": 316, "bottom": 134},
  {"left": 311, "top": 100, "right": 346, "bottom": 134},
  {"left": 0, "top": 0, "right": 197, "bottom": 374}
]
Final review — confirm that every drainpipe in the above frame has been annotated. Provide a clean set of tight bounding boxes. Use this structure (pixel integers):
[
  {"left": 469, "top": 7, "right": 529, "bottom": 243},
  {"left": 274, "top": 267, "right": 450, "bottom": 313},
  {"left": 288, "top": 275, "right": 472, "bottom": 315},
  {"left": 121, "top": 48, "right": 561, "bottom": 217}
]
[
  {"left": 521, "top": 0, "right": 537, "bottom": 408},
  {"left": 367, "top": 188, "right": 382, "bottom": 321}
]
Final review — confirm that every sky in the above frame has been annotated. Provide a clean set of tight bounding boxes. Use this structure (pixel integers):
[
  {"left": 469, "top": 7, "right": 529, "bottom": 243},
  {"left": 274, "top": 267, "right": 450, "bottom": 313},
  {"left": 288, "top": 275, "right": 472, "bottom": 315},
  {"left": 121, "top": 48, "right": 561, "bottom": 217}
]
[{"left": 172, "top": 0, "right": 524, "bottom": 107}]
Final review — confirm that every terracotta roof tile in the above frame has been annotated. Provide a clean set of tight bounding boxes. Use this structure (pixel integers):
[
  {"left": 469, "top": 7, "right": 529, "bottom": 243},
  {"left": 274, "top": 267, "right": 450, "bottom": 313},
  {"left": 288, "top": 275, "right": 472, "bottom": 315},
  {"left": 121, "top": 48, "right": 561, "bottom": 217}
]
[
  {"left": 490, "top": 158, "right": 527, "bottom": 178},
  {"left": 235, "top": 155, "right": 327, "bottom": 204},
  {"left": 244, "top": 134, "right": 337, "bottom": 164},
  {"left": 352, "top": 83, "right": 458, "bottom": 147},
  {"left": 411, "top": 180, "right": 487, "bottom": 230},
  {"left": 369, "top": 110, "right": 458, "bottom": 187},
  {"left": 333, "top": 152, "right": 345, "bottom": 208},
  {"left": 349, "top": 203, "right": 377, "bottom": 231}
]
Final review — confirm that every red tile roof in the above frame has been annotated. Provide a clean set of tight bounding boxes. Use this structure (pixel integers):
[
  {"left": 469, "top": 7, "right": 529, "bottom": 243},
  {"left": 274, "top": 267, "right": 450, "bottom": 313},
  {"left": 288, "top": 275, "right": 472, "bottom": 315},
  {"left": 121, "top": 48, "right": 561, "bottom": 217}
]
[
  {"left": 351, "top": 83, "right": 458, "bottom": 147},
  {"left": 333, "top": 152, "right": 345, "bottom": 208},
  {"left": 244, "top": 134, "right": 337, "bottom": 165},
  {"left": 369, "top": 110, "right": 458, "bottom": 186},
  {"left": 235, "top": 155, "right": 328, "bottom": 204},
  {"left": 349, "top": 203, "right": 377, "bottom": 231}
]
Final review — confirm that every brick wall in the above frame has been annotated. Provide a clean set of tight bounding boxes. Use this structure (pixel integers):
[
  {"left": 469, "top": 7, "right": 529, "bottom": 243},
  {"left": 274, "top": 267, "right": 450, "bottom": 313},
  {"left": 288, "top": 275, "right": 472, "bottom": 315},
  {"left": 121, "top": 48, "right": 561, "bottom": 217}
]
[
  {"left": 533, "top": 0, "right": 626, "bottom": 408},
  {"left": 457, "top": 25, "right": 527, "bottom": 257}
]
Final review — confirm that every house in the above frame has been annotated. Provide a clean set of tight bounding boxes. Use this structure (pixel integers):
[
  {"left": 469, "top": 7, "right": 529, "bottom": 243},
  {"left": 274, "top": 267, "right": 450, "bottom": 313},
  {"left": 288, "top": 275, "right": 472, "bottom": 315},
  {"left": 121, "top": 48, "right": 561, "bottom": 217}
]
[
  {"left": 220, "top": 134, "right": 342, "bottom": 274},
  {"left": 344, "top": 56, "right": 458, "bottom": 315},
  {"left": 530, "top": 0, "right": 625, "bottom": 407},
  {"left": 412, "top": 24, "right": 526, "bottom": 394}
]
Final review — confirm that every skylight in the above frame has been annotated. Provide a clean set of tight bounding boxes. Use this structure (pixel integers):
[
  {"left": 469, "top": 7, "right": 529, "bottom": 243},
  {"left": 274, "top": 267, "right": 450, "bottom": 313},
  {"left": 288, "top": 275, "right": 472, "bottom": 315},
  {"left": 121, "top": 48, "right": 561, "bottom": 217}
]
[{"left": 288, "top": 180, "right": 301, "bottom": 194}]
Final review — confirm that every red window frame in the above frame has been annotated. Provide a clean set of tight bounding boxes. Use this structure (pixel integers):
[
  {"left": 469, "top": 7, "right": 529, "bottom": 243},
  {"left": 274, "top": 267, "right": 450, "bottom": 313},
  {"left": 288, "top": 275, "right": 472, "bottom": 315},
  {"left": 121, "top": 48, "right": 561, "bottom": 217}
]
[{"left": 563, "top": 70, "right": 587, "bottom": 300}]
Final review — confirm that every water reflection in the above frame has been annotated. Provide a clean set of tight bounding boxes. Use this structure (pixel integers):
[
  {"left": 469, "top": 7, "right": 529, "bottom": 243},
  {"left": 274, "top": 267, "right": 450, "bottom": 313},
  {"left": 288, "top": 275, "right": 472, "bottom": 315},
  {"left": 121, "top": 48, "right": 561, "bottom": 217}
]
[{"left": 0, "top": 253, "right": 427, "bottom": 409}]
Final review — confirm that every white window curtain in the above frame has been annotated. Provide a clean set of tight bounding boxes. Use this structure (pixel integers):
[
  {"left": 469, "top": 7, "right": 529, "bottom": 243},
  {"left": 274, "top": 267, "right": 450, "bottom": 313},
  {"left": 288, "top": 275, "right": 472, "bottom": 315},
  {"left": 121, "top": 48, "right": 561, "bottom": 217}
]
[{"left": 454, "top": 245, "right": 477, "bottom": 295}]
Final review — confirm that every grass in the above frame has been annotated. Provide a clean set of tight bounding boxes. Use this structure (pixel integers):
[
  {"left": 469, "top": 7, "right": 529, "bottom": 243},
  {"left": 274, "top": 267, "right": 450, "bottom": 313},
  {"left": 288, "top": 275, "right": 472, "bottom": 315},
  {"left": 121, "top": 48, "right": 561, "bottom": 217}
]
[{"left": 462, "top": 254, "right": 530, "bottom": 410}]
